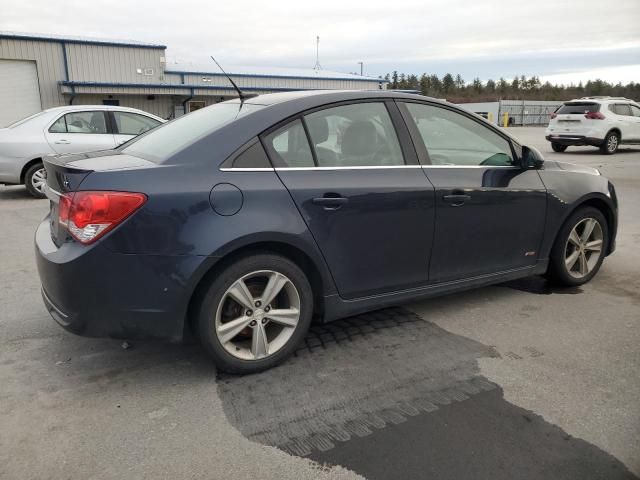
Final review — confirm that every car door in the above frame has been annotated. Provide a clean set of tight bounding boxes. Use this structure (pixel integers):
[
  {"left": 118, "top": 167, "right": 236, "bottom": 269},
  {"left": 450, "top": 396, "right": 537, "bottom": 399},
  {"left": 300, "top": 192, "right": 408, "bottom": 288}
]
[
  {"left": 611, "top": 104, "right": 635, "bottom": 140},
  {"left": 46, "top": 110, "right": 116, "bottom": 154},
  {"left": 110, "top": 111, "right": 162, "bottom": 147},
  {"left": 262, "top": 100, "right": 436, "bottom": 300},
  {"left": 398, "top": 101, "right": 547, "bottom": 283},
  {"left": 622, "top": 104, "right": 640, "bottom": 141}
]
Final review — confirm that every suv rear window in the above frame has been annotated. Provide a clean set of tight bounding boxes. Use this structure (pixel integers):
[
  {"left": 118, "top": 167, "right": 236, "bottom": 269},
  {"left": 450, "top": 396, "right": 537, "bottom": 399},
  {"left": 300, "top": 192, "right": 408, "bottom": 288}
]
[{"left": 557, "top": 102, "right": 600, "bottom": 114}]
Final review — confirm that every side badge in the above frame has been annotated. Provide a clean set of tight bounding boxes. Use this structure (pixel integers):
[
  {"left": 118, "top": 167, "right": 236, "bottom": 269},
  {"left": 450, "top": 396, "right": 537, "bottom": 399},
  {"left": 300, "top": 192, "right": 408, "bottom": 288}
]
[{"left": 525, "top": 251, "right": 536, "bottom": 257}]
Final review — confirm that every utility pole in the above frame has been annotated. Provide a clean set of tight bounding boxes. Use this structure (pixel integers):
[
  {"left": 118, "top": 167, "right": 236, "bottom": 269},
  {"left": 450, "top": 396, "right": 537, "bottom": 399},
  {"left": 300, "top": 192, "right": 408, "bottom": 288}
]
[
  {"left": 313, "top": 36, "right": 322, "bottom": 70},
  {"left": 358, "top": 61, "right": 363, "bottom": 76}
]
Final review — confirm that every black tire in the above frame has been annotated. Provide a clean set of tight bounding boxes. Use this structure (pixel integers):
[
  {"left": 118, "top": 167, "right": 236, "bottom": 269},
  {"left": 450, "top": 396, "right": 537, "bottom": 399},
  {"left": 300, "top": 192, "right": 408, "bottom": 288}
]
[
  {"left": 197, "top": 253, "right": 313, "bottom": 374},
  {"left": 547, "top": 207, "right": 608, "bottom": 287},
  {"left": 551, "top": 143, "right": 567, "bottom": 153},
  {"left": 24, "top": 162, "right": 47, "bottom": 199},
  {"left": 599, "top": 131, "right": 619, "bottom": 155}
]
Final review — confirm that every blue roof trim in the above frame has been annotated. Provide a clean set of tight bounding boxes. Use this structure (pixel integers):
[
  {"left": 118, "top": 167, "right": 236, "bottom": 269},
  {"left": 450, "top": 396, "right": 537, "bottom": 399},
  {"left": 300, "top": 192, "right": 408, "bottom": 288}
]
[
  {"left": 0, "top": 33, "right": 166, "bottom": 49},
  {"left": 165, "top": 70, "right": 385, "bottom": 83},
  {"left": 59, "top": 81, "right": 312, "bottom": 92}
]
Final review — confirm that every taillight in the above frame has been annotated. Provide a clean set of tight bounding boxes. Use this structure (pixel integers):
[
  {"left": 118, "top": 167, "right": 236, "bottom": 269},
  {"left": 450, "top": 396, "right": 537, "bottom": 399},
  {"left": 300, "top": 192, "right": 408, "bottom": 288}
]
[
  {"left": 550, "top": 112, "right": 557, "bottom": 119},
  {"left": 58, "top": 191, "right": 147, "bottom": 244},
  {"left": 585, "top": 111, "right": 605, "bottom": 120}
]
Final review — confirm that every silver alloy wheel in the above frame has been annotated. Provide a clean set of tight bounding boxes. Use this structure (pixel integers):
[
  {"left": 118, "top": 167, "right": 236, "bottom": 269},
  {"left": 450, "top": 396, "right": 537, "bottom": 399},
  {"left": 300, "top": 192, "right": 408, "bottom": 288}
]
[
  {"left": 215, "top": 270, "right": 301, "bottom": 361},
  {"left": 564, "top": 217, "right": 604, "bottom": 279},
  {"left": 607, "top": 134, "right": 618, "bottom": 152},
  {"left": 31, "top": 167, "right": 47, "bottom": 193}
]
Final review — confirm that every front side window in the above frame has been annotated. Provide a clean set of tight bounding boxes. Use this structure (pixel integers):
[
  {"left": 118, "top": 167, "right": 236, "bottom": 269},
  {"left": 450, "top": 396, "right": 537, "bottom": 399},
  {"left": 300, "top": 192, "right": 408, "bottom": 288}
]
[
  {"left": 631, "top": 105, "right": 640, "bottom": 117},
  {"left": 50, "top": 111, "right": 108, "bottom": 134},
  {"left": 263, "top": 119, "right": 314, "bottom": 168},
  {"left": 304, "top": 102, "right": 405, "bottom": 167},
  {"left": 403, "top": 103, "right": 514, "bottom": 166},
  {"left": 113, "top": 112, "right": 161, "bottom": 135}
]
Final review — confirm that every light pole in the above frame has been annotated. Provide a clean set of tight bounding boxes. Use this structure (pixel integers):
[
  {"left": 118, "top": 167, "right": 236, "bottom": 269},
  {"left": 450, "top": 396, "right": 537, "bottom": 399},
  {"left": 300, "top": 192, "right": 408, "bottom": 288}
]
[{"left": 357, "top": 62, "right": 363, "bottom": 76}]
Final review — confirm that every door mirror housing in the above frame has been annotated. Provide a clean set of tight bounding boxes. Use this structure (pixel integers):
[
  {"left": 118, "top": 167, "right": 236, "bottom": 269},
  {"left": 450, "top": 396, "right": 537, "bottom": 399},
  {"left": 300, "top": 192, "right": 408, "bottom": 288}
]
[{"left": 520, "top": 145, "right": 545, "bottom": 169}]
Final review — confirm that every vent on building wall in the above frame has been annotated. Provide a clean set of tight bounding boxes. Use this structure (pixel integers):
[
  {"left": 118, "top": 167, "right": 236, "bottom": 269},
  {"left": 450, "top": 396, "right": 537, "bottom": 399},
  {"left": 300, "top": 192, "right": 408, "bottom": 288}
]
[
  {"left": 202, "top": 77, "right": 212, "bottom": 82},
  {"left": 144, "top": 68, "right": 154, "bottom": 76}
]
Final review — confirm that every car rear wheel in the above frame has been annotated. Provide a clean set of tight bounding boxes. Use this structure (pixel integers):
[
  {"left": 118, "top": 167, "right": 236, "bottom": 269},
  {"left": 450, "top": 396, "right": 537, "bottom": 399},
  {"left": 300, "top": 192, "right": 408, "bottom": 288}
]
[
  {"left": 547, "top": 207, "right": 608, "bottom": 287},
  {"left": 197, "top": 253, "right": 313, "bottom": 374},
  {"left": 24, "top": 162, "right": 47, "bottom": 199},
  {"left": 600, "top": 131, "right": 619, "bottom": 155},
  {"left": 551, "top": 143, "right": 567, "bottom": 153}
]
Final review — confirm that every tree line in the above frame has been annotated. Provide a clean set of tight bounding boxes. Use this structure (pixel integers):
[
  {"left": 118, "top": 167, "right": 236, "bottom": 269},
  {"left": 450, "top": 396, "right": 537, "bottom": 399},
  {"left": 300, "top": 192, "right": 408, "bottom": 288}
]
[{"left": 382, "top": 72, "right": 640, "bottom": 103}]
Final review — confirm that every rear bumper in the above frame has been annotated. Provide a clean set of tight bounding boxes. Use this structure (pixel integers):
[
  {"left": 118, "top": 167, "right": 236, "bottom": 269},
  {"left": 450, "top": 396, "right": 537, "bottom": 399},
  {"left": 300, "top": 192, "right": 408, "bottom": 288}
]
[
  {"left": 35, "top": 217, "right": 209, "bottom": 340},
  {"left": 545, "top": 135, "right": 604, "bottom": 147}
]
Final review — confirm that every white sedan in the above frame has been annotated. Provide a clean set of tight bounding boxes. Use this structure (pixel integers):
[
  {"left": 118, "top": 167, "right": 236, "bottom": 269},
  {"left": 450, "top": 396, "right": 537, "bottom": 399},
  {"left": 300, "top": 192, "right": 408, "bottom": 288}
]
[{"left": 0, "top": 105, "right": 165, "bottom": 197}]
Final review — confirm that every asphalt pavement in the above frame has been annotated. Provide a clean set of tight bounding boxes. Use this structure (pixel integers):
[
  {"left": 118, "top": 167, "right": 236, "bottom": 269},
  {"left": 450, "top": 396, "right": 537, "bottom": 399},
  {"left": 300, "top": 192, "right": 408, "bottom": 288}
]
[{"left": 0, "top": 127, "right": 638, "bottom": 479}]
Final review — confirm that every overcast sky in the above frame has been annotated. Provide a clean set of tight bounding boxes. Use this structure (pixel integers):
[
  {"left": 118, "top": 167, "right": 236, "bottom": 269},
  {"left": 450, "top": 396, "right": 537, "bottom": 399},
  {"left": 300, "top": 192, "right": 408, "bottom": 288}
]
[{"left": 1, "top": 0, "right": 638, "bottom": 84}]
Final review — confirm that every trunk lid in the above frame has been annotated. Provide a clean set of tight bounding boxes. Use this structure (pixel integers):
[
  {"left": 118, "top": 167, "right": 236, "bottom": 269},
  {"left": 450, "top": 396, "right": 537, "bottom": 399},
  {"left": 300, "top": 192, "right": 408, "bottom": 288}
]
[
  {"left": 548, "top": 102, "right": 602, "bottom": 135},
  {"left": 44, "top": 151, "right": 156, "bottom": 246}
]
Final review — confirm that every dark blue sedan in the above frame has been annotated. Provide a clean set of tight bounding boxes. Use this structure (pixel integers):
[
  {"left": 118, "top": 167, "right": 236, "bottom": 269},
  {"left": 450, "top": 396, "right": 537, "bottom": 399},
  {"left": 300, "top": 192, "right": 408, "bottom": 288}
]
[{"left": 36, "top": 90, "right": 618, "bottom": 373}]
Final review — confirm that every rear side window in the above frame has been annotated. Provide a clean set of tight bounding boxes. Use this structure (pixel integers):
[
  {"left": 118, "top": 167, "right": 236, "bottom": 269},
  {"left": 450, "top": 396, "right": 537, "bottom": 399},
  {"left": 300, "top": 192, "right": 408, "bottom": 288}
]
[
  {"left": 403, "top": 102, "right": 514, "bottom": 167},
  {"left": 113, "top": 112, "right": 161, "bottom": 135},
  {"left": 304, "top": 102, "right": 405, "bottom": 167},
  {"left": 49, "top": 111, "right": 108, "bottom": 134},
  {"left": 225, "top": 141, "right": 271, "bottom": 168},
  {"left": 263, "top": 119, "right": 315, "bottom": 168},
  {"left": 611, "top": 104, "right": 632, "bottom": 116},
  {"left": 557, "top": 103, "right": 600, "bottom": 114}
]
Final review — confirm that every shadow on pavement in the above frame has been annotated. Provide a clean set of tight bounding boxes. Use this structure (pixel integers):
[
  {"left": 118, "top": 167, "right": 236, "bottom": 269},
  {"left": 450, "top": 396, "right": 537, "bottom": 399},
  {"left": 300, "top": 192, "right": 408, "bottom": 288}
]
[{"left": 217, "top": 307, "right": 637, "bottom": 480}]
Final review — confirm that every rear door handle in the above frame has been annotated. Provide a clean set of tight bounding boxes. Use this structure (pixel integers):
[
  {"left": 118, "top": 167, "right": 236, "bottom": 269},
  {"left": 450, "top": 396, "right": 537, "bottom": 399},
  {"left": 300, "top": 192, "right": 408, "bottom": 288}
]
[
  {"left": 54, "top": 139, "right": 70, "bottom": 144},
  {"left": 312, "top": 195, "right": 349, "bottom": 210},
  {"left": 443, "top": 193, "right": 471, "bottom": 206}
]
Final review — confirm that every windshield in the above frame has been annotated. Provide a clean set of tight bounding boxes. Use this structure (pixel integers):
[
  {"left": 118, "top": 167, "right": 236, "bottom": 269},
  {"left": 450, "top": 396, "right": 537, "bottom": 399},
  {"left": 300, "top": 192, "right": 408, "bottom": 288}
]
[{"left": 122, "top": 102, "right": 264, "bottom": 162}]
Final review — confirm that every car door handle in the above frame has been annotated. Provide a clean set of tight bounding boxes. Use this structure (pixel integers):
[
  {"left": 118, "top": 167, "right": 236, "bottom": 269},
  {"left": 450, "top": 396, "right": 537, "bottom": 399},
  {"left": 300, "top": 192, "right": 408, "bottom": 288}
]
[
  {"left": 443, "top": 193, "right": 471, "bottom": 206},
  {"left": 54, "top": 139, "right": 70, "bottom": 144},
  {"left": 312, "top": 195, "right": 349, "bottom": 209}
]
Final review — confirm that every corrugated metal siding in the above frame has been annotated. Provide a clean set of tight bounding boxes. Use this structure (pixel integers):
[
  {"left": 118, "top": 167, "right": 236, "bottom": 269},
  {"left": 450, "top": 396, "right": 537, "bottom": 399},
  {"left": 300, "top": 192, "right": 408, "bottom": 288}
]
[
  {"left": 65, "top": 44, "right": 164, "bottom": 84},
  {"left": 72, "top": 94, "right": 174, "bottom": 118},
  {"left": 168, "top": 73, "right": 382, "bottom": 90},
  {"left": 0, "top": 38, "right": 65, "bottom": 107}
]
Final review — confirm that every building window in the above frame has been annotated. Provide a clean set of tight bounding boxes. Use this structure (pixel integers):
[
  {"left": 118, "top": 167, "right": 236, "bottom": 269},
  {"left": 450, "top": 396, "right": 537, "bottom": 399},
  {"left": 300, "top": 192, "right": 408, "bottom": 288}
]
[{"left": 103, "top": 99, "right": 120, "bottom": 106}]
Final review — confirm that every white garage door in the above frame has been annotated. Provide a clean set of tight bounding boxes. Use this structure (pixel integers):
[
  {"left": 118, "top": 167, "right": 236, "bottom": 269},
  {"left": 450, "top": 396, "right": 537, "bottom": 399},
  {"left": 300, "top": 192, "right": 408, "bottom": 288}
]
[{"left": 0, "top": 60, "right": 42, "bottom": 127}]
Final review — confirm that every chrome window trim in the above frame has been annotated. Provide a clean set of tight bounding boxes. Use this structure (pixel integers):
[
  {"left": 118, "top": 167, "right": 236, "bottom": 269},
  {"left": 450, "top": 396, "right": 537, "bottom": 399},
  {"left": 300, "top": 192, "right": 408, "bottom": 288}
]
[{"left": 220, "top": 165, "right": 518, "bottom": 172}]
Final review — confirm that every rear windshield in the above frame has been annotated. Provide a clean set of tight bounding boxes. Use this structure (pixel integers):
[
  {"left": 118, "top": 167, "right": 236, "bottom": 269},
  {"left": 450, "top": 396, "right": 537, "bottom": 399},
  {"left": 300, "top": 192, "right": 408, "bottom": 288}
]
[
  {"left": 557, "top": 102, "right": 600, "bottom": 114},
  {"left": 122, "top": 102, "right": 263, "bottom": 163},
  {"left": 7, "top": 111, "right": 46, "bottom": 128}
]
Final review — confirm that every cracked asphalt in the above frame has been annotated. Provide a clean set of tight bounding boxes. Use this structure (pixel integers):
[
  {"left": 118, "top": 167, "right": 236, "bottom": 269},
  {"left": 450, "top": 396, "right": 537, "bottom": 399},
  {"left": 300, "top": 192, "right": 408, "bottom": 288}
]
[{"left": 0, "top": 127, "right": 638, "bottom": 479}]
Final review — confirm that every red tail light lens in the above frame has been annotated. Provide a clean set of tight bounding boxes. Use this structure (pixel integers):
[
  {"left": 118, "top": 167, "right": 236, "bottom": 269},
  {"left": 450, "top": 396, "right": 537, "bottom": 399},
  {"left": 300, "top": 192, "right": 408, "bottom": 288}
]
[
  {"left": 58, "top": 191, "right": 147, "bottom": 244},
  {"left": 550, "top": 112, "right": 557, "bottom": 119},
  {"left": 585, "top": 111, "right": 605, "bottom": 120}
]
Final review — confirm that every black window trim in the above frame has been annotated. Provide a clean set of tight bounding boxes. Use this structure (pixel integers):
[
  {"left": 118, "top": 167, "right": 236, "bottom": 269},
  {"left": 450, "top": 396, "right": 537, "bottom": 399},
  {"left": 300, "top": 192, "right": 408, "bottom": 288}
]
[
  {"left": 47, "top": 110, "right": 111, "bottom": 135},
  {"left": 395, "top": 99, "right": 520, "bottom": 168}
]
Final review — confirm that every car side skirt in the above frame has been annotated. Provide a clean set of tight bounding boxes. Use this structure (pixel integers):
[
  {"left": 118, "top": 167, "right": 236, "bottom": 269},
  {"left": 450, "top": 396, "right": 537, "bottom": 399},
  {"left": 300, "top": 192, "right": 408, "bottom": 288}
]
[{"left": 321, "top": 260, "right": 548, "bottom": 322}]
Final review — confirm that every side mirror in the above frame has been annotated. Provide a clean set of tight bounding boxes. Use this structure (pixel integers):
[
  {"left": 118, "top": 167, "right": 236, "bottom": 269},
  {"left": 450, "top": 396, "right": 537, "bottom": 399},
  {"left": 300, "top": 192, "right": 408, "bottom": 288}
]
[{"left": 520, "top": 145, "right": 545, "bottom": 169}]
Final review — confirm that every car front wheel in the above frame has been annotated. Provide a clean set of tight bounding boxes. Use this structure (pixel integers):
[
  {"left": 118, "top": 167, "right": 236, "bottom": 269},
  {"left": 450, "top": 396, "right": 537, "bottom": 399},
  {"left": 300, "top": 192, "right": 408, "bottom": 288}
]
[
  {"left": 197, "top": 253, "right": 313, "bottom": 374},
  {"left": 24, "top": 162, "right": 47, "bottom": 198},
  {"left": 547, "top": 207, "right": 608, "bottom": 287}
]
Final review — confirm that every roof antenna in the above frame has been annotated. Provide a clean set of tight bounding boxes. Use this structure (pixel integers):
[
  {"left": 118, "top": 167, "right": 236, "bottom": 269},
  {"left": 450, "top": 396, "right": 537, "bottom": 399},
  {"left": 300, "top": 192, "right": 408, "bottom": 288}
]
[
  {"left": 313, "top": 36, "right": 322, "bottom": 70},
  {"left": 210, "top": 56, "right": 250, "bottom": 101}
]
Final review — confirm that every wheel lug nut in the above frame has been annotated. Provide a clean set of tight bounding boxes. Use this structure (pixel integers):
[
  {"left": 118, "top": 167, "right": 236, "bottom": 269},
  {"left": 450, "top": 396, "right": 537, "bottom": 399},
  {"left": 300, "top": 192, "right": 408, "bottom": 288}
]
[
  {"left": 246, "top": 310, "right": 253, "bottom": 316},
  {"left": 262, "top": 318, "right": 268, "bottom": 324},
  {"left": 255, "top": 301, "right": 262, "bottom": 307},
  {"left": 264, "top": 306, "right": 270, "bottom": 312},
  {"left": 250, "top": 320, "right": 257, "bottom": 327}
]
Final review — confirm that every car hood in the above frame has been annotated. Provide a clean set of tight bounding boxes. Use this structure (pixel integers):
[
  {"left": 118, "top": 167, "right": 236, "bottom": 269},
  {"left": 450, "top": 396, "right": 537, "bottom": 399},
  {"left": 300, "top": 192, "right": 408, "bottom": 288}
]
[{"left": 547, "top": 160, "right": 600, "bottom": 176}]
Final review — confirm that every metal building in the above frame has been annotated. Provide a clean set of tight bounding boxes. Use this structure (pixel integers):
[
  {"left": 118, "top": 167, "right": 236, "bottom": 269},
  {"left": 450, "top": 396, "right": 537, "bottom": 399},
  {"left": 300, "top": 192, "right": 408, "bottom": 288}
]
[{"left": 0, "top": 31, "right": 385, "bottom": 126}]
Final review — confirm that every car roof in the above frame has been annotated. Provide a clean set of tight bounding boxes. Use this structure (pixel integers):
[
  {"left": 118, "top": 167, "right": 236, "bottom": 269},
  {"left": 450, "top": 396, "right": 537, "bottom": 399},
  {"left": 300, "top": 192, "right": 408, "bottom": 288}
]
[
  {"left": 42, "top": 105, "right": 162, "bottom": 115},
  {"left": 240, "top": 89, "right": 444, "bottom": 107},
  {"left": 567, "top": 97, "right": 637, "bottom": 104}
]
